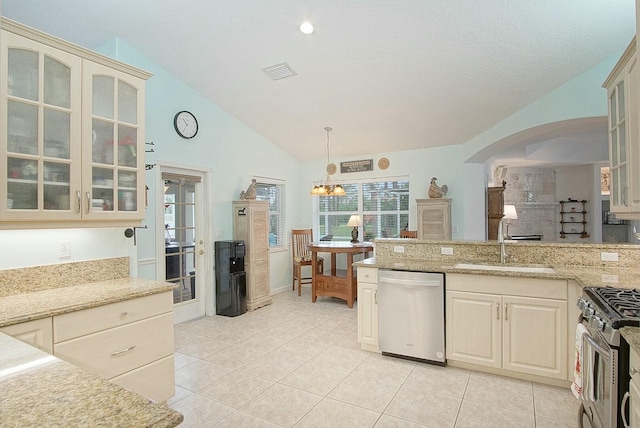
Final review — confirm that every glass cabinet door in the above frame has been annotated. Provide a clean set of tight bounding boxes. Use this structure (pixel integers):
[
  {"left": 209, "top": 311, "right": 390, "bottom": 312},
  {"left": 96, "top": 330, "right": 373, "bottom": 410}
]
[
  {"left": 84, "top": 60, "right": 144, "bottom": 218},
  {"left": 609, "top": 80, "right": 628, "bottom": 210},
  {"left": 2, "top": 32, "right": 81, "bottom": 219}
]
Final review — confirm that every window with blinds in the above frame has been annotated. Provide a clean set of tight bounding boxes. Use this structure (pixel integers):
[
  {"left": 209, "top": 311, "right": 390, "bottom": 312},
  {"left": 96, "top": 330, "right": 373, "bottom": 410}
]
[
  {"left": 254, "top": 177, "right": 286, "bottom": 249},
  {"left": 314, "top": 178, "right": 409, "bottom": 241}
]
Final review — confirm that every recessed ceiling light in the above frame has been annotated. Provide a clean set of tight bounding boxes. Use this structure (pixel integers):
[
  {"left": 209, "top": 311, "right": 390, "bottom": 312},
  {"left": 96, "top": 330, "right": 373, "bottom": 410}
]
[{"left": 300, "top": 22, "right": 314, "bottom": 35}]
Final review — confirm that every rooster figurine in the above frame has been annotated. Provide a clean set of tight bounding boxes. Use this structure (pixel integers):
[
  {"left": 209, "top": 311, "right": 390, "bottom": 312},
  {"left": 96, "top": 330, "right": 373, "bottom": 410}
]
[{"left": 428, "top": 177, "right": 448, "bottom": 198}]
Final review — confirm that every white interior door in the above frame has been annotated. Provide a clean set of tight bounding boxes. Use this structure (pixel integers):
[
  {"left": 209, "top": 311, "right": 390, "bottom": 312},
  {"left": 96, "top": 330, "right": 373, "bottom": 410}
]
[{"left": 157, "top": 165, "right": 210, "bottom": 323}]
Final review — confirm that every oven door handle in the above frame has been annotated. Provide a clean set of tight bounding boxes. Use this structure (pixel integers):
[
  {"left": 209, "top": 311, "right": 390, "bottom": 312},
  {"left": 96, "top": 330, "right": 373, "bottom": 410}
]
[
  {"left": 581, "top": 331, "right": 610, "bottom": 402},
  {"left": 584, "top": 333, "right": 610, "bottom": 359}
]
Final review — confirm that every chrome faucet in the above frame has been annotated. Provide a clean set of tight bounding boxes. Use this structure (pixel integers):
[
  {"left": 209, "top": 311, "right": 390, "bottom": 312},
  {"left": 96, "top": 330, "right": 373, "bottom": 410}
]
[{"left": 498, "top": 220, "right": 508, "bottom": 264}]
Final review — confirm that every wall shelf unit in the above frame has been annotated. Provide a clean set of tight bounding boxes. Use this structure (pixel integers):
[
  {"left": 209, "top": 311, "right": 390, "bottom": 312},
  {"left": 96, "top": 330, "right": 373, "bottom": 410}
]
[{"left": 559, "top": 199, "right": 589, "bottom": 239}]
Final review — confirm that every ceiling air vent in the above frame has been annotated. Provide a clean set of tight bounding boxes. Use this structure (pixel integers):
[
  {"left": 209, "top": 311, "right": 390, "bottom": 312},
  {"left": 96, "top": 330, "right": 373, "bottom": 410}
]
[{"left": 262, "top": 62, "right": 297, "bottom": 80}]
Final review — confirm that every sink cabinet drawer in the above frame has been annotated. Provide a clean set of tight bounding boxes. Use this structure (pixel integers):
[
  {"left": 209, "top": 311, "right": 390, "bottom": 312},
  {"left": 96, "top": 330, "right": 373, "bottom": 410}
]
[
  {"left": 111, "top": 355, "right": 175, "bottom": 403},
  {"left": 54, "top": 312, "right": 174, "bottom": 379},
  {"left": 53, "top": 292, "right": 172, "bottom": 343}
]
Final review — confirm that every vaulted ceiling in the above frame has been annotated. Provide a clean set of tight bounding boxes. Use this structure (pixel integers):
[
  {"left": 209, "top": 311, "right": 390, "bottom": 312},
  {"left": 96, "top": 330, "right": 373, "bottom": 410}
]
[{"left": 2, "top": 1, "right": 635, "bottom": 163}]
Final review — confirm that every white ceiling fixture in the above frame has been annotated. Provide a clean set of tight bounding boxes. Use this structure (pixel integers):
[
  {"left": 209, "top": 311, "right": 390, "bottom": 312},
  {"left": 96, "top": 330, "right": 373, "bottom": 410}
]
[{"left": 300, "top": 21, "right": 314, "bottom": 34}]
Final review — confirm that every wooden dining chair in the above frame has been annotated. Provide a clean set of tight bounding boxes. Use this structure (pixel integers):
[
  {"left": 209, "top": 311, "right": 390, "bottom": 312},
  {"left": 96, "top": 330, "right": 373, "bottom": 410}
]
[
  {"left": 400, "top": 230, "right": 418, "bottom": 238},
  {"left": 291, "top": 229, "right": 324, "bottom": 296}
]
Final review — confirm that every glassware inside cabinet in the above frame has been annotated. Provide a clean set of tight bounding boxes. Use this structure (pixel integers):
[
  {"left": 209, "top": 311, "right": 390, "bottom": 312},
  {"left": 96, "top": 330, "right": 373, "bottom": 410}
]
[
  {"left": 92, "top": 119, "right": 114, "bottom": 164},
  {"left": 92, "top": 167, "right": 115, "bottom": 211},
  {"left": 118, "top": 170, "right": 137, "bottom": 211},
  {"left": 7, "top": 158, "right": 38, "bottom": 210},
  {"left": 44, "top": 108, "right": 70, "bottom": 159},
  {"left": 117, "top": 125, "right": 137, "bottom": 167},
  {"left": 7, "top": 100, "right": 38, "bottom": 155}
]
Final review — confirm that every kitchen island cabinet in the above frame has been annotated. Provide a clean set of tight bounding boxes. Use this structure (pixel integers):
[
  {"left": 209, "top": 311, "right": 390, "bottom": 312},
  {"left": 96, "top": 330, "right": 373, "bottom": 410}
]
[
  {"left": 356, "top": 267, "right": 379, "bottom": 352},
  {"left": 0, "top": 276, "right": 177, "bottom": 403},
  {"left": 446, "top": 274, "right": 568, "bottom": 381},
  {"left": 0, "top": 332, "right": 182, "bottom": 427},
  {"left": 53, "top": 292, "right": 175, "bottom": 403},
  {"left": 0, "top": 316, "right": 52, "bottom": 353}
]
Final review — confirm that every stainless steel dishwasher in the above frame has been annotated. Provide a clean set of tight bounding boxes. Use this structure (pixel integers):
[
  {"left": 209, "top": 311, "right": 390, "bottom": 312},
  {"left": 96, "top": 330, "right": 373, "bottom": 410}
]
[{"left": 378, "top": 270, "right": 445, "bottom": 365}]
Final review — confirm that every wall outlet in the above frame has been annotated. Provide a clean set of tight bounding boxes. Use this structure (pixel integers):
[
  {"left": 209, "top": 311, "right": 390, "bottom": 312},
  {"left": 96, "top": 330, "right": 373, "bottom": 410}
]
[
  {"left": 441, "top": 247, "right": 454, "bottom": 255},
  {"left": 601, "top": 252, "right": 619, "bottom": 262},
  {"left": 393, "top": 245, "right": 405, "bottom": 253},
  {"left": 59, "top": 241, "right": 71, "bottom": 258}
]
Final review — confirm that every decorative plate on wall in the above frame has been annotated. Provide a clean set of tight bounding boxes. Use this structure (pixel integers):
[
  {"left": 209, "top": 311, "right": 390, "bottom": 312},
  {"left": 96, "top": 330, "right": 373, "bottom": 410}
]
[
  {"left": 378, "top": 158, "right": 390, "bottom": 170},
  {"left": 326, "top": 163, "right": 337, "bottom": 175}
]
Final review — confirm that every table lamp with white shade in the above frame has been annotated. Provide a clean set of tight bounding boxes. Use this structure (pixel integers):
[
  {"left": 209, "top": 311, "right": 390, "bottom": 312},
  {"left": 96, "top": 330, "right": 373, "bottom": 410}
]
[
  {"left": 347, "top": 215, "right": 363, "bottom": 243},
  {"left": 503, "top": 204, "right": 518, "bottom": 238}
]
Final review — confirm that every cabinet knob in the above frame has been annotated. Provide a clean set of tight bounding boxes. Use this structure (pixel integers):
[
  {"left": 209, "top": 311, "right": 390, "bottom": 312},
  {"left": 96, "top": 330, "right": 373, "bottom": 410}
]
[
  {"left": 199, "top": 250, "right": 205, "bottom": 255},
  {"left": 631, "top": 367, "right": 639, "bottom": 376},
  {"left": 121, "top": 310, "right": 128, "bottom": 317}
]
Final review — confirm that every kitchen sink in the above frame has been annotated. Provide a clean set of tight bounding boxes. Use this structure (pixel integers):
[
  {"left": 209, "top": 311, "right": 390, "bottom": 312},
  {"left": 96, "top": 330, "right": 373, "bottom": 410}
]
[{"left": 453, "top": 263, "right": 555, "bottom": 274}]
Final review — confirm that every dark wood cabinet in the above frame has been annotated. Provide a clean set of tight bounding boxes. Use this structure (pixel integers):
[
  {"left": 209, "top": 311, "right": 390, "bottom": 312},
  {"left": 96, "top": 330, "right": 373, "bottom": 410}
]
[{"left": 487, "top": 183, "right": 505, "bottom": 240}]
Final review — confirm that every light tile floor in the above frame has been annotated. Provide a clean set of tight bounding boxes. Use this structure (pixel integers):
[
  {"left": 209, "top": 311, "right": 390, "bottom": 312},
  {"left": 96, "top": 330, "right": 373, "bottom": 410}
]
[{"left": 169, "top": 288, "right": 580, "bottom": 427}]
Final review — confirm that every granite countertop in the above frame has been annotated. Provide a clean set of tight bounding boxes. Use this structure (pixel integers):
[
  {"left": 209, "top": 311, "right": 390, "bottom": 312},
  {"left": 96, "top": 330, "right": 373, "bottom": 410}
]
[
  {"left": 0, "top": 332, "right": 182, "bottom": 427},
  {"left": 0, "top": 277, "right": 177, "bottom": 327},
  {"left": 621, "top": 326, "right": 640, "bottom": 356},
  {"left": 355, "top": 256, "right": 640, "bottom": 289}
]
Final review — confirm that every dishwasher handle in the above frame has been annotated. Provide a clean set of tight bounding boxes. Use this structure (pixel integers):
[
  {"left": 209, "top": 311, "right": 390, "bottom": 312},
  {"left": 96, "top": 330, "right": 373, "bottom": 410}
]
[{"left": 378, "top": 276, "right": 442, "bottom": 287}]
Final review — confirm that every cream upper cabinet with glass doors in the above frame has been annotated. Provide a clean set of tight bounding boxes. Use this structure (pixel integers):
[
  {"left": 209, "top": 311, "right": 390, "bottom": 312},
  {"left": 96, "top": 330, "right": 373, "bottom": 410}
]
[
  {"left": 0, "top": 19, "right": 150, "bottom": 227},
  {"left": 604, "top": 37, "right": 640, "bottom": 217}
]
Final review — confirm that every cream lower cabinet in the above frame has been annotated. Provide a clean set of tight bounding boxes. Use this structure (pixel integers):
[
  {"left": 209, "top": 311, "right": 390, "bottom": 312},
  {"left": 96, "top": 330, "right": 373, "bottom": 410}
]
[
  {"left": 446, "top": 274, "right": 568, "bottom": 381},
  {"left": 626, "top": 347, "right": 640, "bottom": 427},
  {"left": 53, "top": 292, "right": 175, "bottom": 402},
  {"left": 357, "top": 267, "right": 379, "bottom": 352},
  {"left": 0, "top": 317, "right": 53, "bottom": 354}
]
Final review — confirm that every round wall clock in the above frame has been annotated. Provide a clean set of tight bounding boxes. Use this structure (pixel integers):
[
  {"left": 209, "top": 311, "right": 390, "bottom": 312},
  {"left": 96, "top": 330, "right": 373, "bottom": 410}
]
[{"left": 173, "top": 111, "right": 198, "bottom": 139}]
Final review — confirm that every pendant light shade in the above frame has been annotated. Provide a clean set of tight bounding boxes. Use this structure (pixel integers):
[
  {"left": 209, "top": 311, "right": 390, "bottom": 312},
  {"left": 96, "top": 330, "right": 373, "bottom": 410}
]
[{"left": 310, "top": 127, "right": 346, "bottom": 196}]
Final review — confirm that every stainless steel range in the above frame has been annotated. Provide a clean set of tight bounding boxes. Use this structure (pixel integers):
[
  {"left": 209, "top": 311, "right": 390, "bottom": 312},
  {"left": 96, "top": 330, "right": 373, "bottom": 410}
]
[{"left": 577, "top": 286, "right": 640, "bottom": 428}]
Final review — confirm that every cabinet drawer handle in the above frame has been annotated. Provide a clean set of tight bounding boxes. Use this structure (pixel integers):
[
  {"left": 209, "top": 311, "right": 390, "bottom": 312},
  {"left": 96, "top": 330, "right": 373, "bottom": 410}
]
[
  {"left": 86, "top": 191, "right": 91, "bottom": 214},
  {"left": 76, "top": 191, "right": 81, "bottom": 213},
  {"left": 496, "top": 302, "right": 500, "bottom": 320},
  {"left": 504, "top": 303, "right": 508, "bottom": 321},
  {"left": 110, "top": 345, "right": 136, "bottom": 357}
]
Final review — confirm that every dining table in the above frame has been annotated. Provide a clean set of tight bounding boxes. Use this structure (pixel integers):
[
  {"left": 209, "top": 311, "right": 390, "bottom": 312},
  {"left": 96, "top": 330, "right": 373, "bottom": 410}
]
[{"left": 307, "top": 241, "right": 374, "bottom": 308}]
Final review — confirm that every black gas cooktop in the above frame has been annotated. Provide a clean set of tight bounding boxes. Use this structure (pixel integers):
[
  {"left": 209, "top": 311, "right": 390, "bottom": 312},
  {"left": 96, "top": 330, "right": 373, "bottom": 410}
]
[{"left": 584, "top": 286, "right": 640, "bottom": 328}]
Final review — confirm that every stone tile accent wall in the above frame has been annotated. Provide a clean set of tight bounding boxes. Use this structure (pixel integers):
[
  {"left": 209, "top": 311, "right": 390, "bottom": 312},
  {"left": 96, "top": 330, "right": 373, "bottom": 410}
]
[
  {"left": 503, "top": 167, "right": 557, "bottom": 241},
  {"left": 0, "top": 257, "right": 129, "bottom": 297}
]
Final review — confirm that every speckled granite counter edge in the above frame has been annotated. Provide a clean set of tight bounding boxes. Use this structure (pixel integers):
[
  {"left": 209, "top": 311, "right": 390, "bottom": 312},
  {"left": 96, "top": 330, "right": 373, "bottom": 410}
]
[
  {"left": 0, "top": 277, "right": 178, "bottom": 327},
  {"left": 0, "top": 333, "right": 183, "bottom": 427},
  {"left": 621, "top": 326, "right": 640, "bottom": 355},
  {"left": 355, "top": 256, "right": 640, "bottom": 289}
]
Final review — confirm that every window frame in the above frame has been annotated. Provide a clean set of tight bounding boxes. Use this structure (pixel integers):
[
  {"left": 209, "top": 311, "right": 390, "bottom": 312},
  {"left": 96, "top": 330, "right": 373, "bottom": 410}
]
[
  {"left": 254, "top": 176, "right": 286, "bottom": 250},
  {"left": 313, "top": 176, "right": 410, "bottom": 242}
]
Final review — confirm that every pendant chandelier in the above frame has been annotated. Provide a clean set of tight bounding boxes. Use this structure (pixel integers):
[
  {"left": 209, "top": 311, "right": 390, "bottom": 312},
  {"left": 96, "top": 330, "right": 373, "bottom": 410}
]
[{"left": 310, "top": 127, "right": 346, "bottom": 196}]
